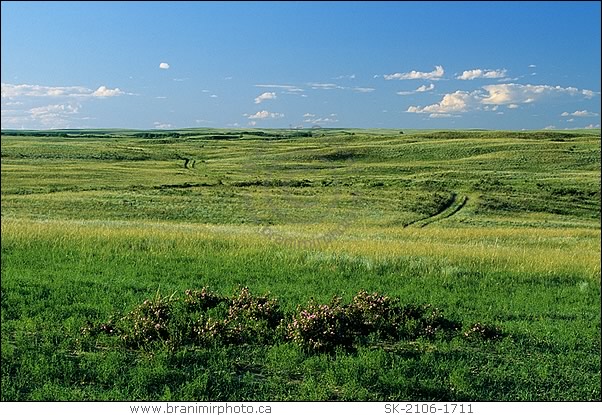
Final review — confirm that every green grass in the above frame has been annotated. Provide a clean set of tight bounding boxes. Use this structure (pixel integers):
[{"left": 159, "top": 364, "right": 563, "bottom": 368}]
[{"left": 1, "top": 128, "right": 600, "bottom": 401}]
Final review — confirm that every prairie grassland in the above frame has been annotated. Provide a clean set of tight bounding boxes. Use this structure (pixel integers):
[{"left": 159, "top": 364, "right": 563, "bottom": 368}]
[{"left": 1, "top": 129, "right": 600, "bottom": 401}]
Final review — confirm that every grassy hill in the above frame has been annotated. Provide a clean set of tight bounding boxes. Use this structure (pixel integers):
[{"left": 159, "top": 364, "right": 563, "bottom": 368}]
[{"left": 1, "top": 129, "right": 600, "bottom": 401}]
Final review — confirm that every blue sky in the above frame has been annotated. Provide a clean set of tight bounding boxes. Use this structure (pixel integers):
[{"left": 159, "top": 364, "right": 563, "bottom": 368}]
[{"left": 1, "top": 1, "right": 600, "bottom": 130}]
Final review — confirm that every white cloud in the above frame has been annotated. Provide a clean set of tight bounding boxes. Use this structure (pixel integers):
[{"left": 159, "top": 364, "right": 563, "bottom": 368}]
[
  {"left": 1, "top": 83, "right": 128, "bottom": 99},
  {"left": 352, "top": 87, "right": 375, "bottom": 93},
  {"left": 247, "top": 110, "right": 284, "bottom": 119},
  {"left": 384, "top": 65, "right": 444, "bottom": 81},
  {"left": 428, "top": 113, "right": 454, "bottom": 118},
  {"left": 309, "top": 83, "right": 340, "bottom": 90},
  {"left": 210, "top": 94, "right": 218, "bottom": 98},
  {"left": 333, "top": 74, "right": 356, "bottom": 80},
  {"left": 248, "top": 121, "right": 257, "bottom": 126},
  {"left": 303, "top": 113, "right": 338, "bottom": 124},
  {"left": 481, "top": 83, "right": 593, "bottom": 105},
  {"left": 306, "top": 82, "right": 374, "bottom": 93},
  {"left": 254, "top": 92, "right": 277, "bottom": 104},
  {"left": 2, "top": 83, "right": 89, "bottom": 98},
  {"left": 406, "top": 90, "right": 480, "bottom": 114},
  {"left": 397, "top": 83, "right": 435, "bottom": 96},
  {"left": 92, "top": 86, "right": 124, "bottom": 97},
  {"left": 543, "top": 125, "right": 557, "bottom": 130},
  {"left": 153, "top": 122, "right": 173, "bottom": 129},
  {"left": 561, "top": 110, "right": 599, "bottom": 117},
  {"left": 405, "top": 82, "right": 600, "bottom": 117},
  {"left": 28, "top": 104, "right": 80, "bottom": 128},
  {"left": 255, "top": 84, "right": 304, "bottom": 93},
  {"left": 159, "top": 62, "right": 170, "bottom": 69},
  {"left": 457, "top": 68, "right": 507, "bottom": 80},
  {"left": 584, "top": 124, "right": 600, "bottom": 129},
  {"left": 529, "top": 64, "right": 537, "bottom": 68},
  {"left": 582, "top": 89, "right": 596, "bottom": 98},
  {"left": 416, "top": 83, "right": 435, "bottom": 92}
]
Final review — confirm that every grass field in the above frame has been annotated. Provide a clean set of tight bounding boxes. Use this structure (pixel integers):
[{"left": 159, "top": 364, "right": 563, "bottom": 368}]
[{"left": 1, "top": 128, "right": 600, "bottom": 401}]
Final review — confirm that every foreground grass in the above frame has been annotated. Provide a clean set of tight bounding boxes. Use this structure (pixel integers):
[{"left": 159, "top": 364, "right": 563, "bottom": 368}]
[
  {"left": 1, "top": 218, "right": 600, "bottom": 400},
  {"left": 1, "top": 129, "right": 600, "bottom": 401}
]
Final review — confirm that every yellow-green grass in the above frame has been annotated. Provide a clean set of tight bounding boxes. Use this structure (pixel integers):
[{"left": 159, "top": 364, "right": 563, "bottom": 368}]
[{"left": 3, "top": 218, "right": 599, "bottom": 281}]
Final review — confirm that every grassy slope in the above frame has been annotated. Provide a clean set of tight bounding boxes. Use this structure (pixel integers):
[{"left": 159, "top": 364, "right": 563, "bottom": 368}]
[{"left": 1, "top": 129, "right": 600, "bottom": 401}]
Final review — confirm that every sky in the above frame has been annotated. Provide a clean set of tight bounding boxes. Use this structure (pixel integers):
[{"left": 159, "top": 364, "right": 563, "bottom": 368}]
[{"left": 1, "top": 1, "right": 601, "bottom": 130}]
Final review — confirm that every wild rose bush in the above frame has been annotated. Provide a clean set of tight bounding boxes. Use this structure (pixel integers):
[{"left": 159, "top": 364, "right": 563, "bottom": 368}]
[
  {"left": 288, "top": 297, "right": 354, "bottom": 353},
  {"left": 82, "top": 288, "right": 501, "bottom": 353}
]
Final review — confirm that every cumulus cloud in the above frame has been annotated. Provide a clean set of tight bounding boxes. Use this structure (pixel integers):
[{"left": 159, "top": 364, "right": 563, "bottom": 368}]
[
  {"left": 405, "top": 82, "right": 598, "bottom": 117},
  {"left": 416, "top": 83, "right": 435, "bottom": 92},
  {"left": 584, "top": 124, "right": 600, "bottom": 129},
  {"left": 457, "top": 68, "right": 507, "bottom": 80},
  {"left": 159, "top": 62, "right": 170, "bottom": 69},
  {"left": 384, "top": 65, "right": 444, "bottom": 81},
  {"left": 254, "top": 92, "right": 277, "bottom": 104},
  {"left": 153, "top": 122, "right": 173, "bottom": 129},
  {"left": 582, "top": 89, "right": 596, "bottom": 98},
  {"left": 247, "top": 110, "right": 284, "bottom": 119},
  {"left": 92, "top": 86, "right": 124, "bottom": 97},
  {"left": 561, "top": 110, "right": 599, "bottom": 117},
  {"left": 406, "top": 90, "right": 481, "bottom": 114},
  {"left": 481, "top": 83, "right": 593, "bottom": 105}
]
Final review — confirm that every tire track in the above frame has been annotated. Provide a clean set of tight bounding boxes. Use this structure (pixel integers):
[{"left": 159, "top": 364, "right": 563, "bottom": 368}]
[{"left": 406, "top": 193, "right": 468, "bottom": 228}]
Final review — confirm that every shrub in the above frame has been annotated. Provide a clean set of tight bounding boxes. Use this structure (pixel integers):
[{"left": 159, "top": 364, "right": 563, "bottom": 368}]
[
  {"left": 119, "top": 291, "right": 178, "bottom": 348},
  {"left": 288, "top": 297, "right": 354, "bottom": 353},
  {"left": 81, "top": 288, "right": 487, "bottom": 354},
  {"left": 191, "top": 287, "right": 284, "bottom": 346},
  {"left": 228, "top": 287, "right": 283, "bottom": 329},
  {"left": 347, "top": 290, "right": 400, "bottom": 338},
  {"left": 184, "top": 287, "right": 226, "bottom": 311}
]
